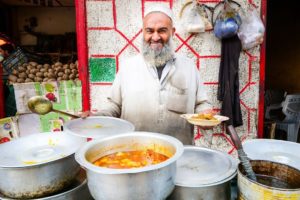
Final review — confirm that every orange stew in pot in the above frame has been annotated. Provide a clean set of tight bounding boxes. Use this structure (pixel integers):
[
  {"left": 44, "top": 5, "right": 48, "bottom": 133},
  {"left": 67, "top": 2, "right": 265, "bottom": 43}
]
[{"left": 93, "top": 149, "right": 169, "bottom": 169}]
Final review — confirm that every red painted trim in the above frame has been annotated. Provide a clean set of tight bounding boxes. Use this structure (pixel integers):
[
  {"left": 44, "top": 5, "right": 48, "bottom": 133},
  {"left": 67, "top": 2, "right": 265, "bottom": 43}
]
[
  {"left": 175, "top": 33, "right": 200, "bottom": 57},
  {"left": 112, "top": 0, "right": 117, "bottom": 28},
  {"left": 0, "top": 64, "right": 4, "bottom": 118},
  {"left": 175, "top": 34, "right": 194, "bottom": 53},
  {"left": 75, "top": 0, "right": 90, "bottom": 111},
  {"left": 258, "top": 0, "right": 267, "bottom": 138},
  {"left": 199, "top": 55, "right": 220, "bottom": 59}
]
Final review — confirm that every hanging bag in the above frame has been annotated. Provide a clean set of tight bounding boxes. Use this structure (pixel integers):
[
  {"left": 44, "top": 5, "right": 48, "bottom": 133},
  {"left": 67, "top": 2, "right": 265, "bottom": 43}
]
[
  {"left": 178, "top": 0, "right": 213, "bottom": 34},
  {"left": 213, "top": 0, "right": 242, "bottom": 39},
  {"left": 237, "top": 8, "right": 265, "bottom": 50}
]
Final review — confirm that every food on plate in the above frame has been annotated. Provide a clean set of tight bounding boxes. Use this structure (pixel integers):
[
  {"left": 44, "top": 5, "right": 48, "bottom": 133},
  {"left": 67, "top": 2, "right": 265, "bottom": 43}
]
[
  {"left": 191, "top": 113, "right": 218, "bottom": 121},
  {"left": 93, "top": 149, "right": 169, "bottom": 169}
]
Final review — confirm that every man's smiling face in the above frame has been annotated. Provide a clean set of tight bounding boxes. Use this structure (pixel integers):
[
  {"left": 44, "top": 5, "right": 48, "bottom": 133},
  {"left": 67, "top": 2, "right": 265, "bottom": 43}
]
[{"left": 143, "top": 12, "right": 175, "bottom": 51}]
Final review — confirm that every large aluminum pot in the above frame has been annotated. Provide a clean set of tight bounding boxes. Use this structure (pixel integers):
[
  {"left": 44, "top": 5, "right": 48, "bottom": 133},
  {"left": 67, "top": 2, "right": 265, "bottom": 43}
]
[
  {"left": 238, "top": 160, "right": 300, "bottom": 200},
  {"left": 0, "top": 170, "right": 93, "bottom": 200},
  {"left": 0, "top": 132, "right": 86, "bottom": 199},
  {"left": 75, "top": 132, "right": 184, "bottom": 200},
  {"left": 168, "top": 146, "right": 238, "bottom": 200}
]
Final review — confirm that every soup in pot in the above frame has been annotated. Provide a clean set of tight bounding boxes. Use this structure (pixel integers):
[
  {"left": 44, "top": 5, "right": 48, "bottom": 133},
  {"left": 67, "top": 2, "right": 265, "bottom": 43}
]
[{"left": 93, "top": 149, "right": 169, "bottom": 169}]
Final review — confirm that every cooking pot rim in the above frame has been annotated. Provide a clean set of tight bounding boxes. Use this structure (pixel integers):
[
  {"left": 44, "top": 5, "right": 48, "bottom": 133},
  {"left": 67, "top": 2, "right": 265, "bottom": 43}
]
[
  {"left": 0, "top": 153, "right": 74, "bottom": 169},
  {"left": 75, "top": 131, "right": 184, "bottom": 174},
  {"left": 238, "top": 159, "right": 300, "bottom": 191}
]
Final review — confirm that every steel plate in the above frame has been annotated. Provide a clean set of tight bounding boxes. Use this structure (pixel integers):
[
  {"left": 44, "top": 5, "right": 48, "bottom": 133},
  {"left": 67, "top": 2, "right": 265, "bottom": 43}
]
[
  {"left": 243, "top": 139, "right": 300, "bottom": 170},
  {"left": 64, "top": 116, "right": 135, "bottom": 139}
]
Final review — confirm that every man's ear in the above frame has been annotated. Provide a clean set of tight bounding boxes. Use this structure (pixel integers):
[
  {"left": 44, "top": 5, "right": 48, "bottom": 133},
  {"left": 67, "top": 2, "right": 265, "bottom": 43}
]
[{"left": 172, "top": 27, "right": 176, "bottom": 36}]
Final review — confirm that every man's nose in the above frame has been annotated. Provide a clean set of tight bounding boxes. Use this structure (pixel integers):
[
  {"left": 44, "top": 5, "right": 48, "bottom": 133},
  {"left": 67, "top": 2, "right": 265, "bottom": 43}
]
[{"left": 152, "top": 32, "right": 161, "bottom": 41}]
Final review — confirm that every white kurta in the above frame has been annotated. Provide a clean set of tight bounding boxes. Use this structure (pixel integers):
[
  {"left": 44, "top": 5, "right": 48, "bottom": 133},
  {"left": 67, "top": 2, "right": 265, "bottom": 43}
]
[{"left": 99, "top": 53, "right": 211, "bottom": 144}]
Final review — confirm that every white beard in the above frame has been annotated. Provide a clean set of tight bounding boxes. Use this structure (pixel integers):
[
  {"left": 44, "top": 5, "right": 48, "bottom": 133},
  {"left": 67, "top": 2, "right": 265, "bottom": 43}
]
[{"left": 142, "top": 38, "right": 175, "bottom": 68}]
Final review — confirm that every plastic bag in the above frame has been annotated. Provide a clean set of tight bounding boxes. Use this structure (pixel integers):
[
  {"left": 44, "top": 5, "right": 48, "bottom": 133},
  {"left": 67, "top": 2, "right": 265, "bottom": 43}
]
[
  {"left": 177, "top": 1, "right": 205, "bottom": 34},
  {"left": 238, "top": 9, "right": 265, "bottom": 50},
  {"left": 213, "top": 3, "right": 241, "bottom": 39},
  {"left": 185, "top": 2, "right": 205, "bottom": 33},
  {"left": 197, "top": 3, "right": 213, "bottom": 31}
]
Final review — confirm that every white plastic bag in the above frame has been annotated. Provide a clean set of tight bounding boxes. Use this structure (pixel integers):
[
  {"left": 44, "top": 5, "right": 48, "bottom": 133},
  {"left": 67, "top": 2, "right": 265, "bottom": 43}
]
[
  {"left": 238, "top": 9, "right": 265, "bottom": 50},
  {"left": 178, "top": 1, "right": 205, "bottom": 34}
]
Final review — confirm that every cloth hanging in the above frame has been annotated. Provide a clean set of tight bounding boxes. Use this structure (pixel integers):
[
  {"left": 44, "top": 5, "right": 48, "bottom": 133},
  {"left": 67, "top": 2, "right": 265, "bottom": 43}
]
[{"left": 217, "top": 35, "right": 243, "bottom": 127}]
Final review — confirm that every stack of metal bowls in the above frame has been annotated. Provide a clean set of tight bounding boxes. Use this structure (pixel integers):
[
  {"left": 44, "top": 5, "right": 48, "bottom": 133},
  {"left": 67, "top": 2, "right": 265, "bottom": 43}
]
[{"left": 0, "top": 132, "right": 92, "bottom": 199}]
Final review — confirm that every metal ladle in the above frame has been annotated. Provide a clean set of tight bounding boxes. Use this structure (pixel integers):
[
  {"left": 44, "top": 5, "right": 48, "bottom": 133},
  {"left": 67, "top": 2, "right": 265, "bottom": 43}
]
[
  {"left": 226, "top": 125, "right": 257, "bottom": 181},
  {"left": 27, "top": 96, "right": 79, "bottom": 118}
]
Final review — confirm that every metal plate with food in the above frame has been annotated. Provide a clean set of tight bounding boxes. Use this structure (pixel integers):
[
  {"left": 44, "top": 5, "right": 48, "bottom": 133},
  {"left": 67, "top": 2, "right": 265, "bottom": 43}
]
[
  {"left": 243, "top": 139, "right": 300, "bottom": 170},
  {"left": 64, "top": 116, "right": 135, "bottom": 139},
  {"left": 180, "top": 113, "right": 229, "bottom": 127}
]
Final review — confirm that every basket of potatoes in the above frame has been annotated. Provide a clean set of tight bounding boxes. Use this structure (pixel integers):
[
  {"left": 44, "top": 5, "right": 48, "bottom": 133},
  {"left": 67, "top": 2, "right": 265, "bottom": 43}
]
[{"left": 7, "top": 61, "right": 79, "bottom": 84}]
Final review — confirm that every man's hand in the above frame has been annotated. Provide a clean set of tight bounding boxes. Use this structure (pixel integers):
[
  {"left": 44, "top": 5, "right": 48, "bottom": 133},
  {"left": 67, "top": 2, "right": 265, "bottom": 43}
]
[{"left": 80, "top": 111, "right": 93, "bottom": 119}]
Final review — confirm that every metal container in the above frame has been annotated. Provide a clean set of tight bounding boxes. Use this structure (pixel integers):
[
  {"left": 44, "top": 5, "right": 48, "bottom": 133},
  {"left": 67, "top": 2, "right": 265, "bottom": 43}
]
[
  {"left": 238, "top": 160, "right": 300, "bottom": 200},
  {"left": 75, "top": 132, "right": 184, "bottom": 200},
  {"left": 0, "top": 132, "right": 86, "bottom": 199},
  {"left": 168, "top": 146, "right": 238, "bottom": 200},
  {"left": 243, "top": 139, "right": 300, "bottom": 170},
  {"left": 0, "top": 170, "right": 93, "bottom": 200}
]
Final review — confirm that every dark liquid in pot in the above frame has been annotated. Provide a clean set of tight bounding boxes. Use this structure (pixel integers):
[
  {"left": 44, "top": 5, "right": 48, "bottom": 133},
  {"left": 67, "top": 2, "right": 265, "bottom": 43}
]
[{"left": 256, "top": 174, "right": 298, "bottom": 189}]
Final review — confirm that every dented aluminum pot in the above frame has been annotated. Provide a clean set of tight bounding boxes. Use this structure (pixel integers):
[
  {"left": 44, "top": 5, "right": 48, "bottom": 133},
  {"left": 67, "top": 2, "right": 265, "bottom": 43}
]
[
  {"left": 238, "top": 160, "right": 300, "bottom": 200},
  {"left": 0, "top": 132, "right": 86, "bottom": 199},
  {"left": 0, "top": 170, "right": 93, "bottom": 200},
  {"left": 75, "top": 132, "right": 184, "bottom": 200}
]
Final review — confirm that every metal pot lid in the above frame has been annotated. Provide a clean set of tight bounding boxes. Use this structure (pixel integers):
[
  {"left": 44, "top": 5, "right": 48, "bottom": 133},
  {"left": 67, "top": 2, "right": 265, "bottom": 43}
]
[
  {"left": 243, "top": 139, "right": 300, "bottom": 170},
  {"left": 0, "top": 132, "right": 86, "bottom": 168},
  {"left": 175, "top": 146, "right": 238, "bottom": 187},
  {"left": 64, "top": 116, "right": 135, "bottom": 139}
]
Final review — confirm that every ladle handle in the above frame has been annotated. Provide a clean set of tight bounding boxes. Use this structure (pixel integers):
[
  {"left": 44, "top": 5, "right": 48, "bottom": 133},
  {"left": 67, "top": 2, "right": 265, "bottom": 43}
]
[
  {"left": 226, "top": 125, "right": 257, "bottom": 181},
  {"left": 226, "top": 125, "right": 242, "bottom": 150},
  {"left": 52, "top": 108, "right": 80, "bottom": 118}
]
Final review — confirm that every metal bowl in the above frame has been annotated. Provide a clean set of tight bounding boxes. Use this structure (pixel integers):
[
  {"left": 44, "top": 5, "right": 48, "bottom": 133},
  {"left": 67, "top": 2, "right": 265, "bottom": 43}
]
[
  {"left": 75, "top": 132, "right": 184, "bottom": 200},
  {"left": 0, "top": 132, "right": 86, "bottom": 199}
]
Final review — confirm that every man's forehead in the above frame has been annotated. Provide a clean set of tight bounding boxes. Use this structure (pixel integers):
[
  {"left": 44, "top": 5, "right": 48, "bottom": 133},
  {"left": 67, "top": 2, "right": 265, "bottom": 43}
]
[
  {"left": 143, "top": 12, "right": 172, "bottom": 26},
  {"left": 144, "top": 4, "right": 174, "bottom": 22}
]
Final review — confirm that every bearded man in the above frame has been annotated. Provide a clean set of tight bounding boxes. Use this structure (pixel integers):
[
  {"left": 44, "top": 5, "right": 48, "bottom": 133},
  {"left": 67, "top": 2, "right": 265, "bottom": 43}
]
[{"left": 83, "top": 5, "right": 212, "bottom": 144}]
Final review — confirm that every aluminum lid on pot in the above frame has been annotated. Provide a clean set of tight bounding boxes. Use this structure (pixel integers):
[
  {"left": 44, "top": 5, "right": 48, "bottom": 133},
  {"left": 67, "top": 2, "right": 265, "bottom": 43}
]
[
  {"left": 0, "top": 132, "right": 86, "bottom": 168},
  {"left": 64, "top": 116, "right": 135, "bottom": 139},
  {"left": 174, "top": 146, "right": 238, "bottom": 187}
]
